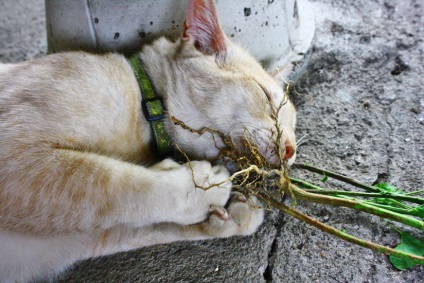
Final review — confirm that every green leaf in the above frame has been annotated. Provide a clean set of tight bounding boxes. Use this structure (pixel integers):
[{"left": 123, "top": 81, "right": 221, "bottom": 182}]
[
  {"left": 321, "top": 174, "right": 328, "bottom": 183},
  {"left": 374, "top": 183, "right": 404, "bottom": 194},
  {"left": 389, "top": 231, "right": 424, "bottom": 270}
]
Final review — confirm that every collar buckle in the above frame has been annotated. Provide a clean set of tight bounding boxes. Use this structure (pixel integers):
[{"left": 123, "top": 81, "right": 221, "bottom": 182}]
[{"left": 142, "top": 98, "right": 166, "bottom": 122}]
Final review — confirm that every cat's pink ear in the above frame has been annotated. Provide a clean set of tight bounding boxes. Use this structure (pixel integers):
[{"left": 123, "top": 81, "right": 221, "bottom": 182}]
[{"left": 182, "top": 0, "right": 227, "bottom": 56}]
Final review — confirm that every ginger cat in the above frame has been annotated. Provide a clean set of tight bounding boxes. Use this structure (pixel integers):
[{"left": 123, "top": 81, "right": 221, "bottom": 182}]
[{"left": 0, "top": 0, "right": 297, "bottom": 281}]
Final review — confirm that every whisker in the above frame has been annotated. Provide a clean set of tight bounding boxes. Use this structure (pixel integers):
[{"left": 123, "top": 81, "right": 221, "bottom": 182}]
[{"left": 296, "top": 134, "right": 309, "bottom": 147}]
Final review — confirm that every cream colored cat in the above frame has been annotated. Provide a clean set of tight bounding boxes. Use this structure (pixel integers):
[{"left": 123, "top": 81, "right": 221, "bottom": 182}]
[{"left": 0, "top": 0, "right": 296, "bottom": 282}]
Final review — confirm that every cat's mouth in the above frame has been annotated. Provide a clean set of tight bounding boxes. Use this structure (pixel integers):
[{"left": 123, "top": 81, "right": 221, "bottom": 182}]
[
  {"left": 230, "top": 135, "right": 281, "bottom": 169},
  {"left": 230, "top": 133, "right": 296, "bottom": 169}
]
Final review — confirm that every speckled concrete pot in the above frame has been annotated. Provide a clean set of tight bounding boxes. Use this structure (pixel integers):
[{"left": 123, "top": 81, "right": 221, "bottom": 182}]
[{"left": 46, "top": 0, "right": 314, "bottom": 69}]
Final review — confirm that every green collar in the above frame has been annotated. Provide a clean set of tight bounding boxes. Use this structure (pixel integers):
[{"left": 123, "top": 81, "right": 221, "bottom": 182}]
[{"left": 129, "top": 55, "right": 174, "bottom": 157}]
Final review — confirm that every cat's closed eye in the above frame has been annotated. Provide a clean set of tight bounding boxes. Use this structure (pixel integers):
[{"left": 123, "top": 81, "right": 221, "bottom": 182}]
[{"left": 257, "top": 83, "right": 273, "bottom": 102}]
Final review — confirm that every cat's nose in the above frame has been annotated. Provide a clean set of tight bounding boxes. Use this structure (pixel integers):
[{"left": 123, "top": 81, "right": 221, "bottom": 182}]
[
  {"left": 283, "top": 144, "right": 295, "bottom": 160},
  {"left": 263, "top": 143, "right": 296, "bottom": 167}
]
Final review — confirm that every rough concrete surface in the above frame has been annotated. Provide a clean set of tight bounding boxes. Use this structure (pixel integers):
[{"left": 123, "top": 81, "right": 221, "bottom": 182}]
[{"left": 1, "top": 0, "right": 423, "bottom": 282}]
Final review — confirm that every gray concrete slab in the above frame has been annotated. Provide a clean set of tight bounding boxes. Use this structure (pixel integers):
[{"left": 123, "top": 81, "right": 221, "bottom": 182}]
[
  {"left": 0, "top": 0, "right": 46, "bottom": 62},
  {"left": 1, "top": 0, "right": 423, "bottom": 282}
]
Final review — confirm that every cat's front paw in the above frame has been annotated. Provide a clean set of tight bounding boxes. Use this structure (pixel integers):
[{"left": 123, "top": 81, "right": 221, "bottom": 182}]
[
  {"left": 202, "top": 194, "right": 264, "bottom": 238},
  {"left": 153, "top": 159, "right": 231, "bottom": 225}
]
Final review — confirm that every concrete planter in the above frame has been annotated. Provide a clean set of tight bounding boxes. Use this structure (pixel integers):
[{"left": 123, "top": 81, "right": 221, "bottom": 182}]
[{"left": 46, "top": 0, "right": 314, "bottom": 69}]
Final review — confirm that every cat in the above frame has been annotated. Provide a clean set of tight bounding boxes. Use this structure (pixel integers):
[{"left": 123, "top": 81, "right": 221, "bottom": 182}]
[{"left": 0, "top": 0, "right": 297, "bottom": 281}]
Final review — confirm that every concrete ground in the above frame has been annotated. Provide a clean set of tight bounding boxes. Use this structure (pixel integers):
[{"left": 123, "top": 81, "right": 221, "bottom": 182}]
[{"left": 1, "top": 0, "right": 423, "bottom": 282}]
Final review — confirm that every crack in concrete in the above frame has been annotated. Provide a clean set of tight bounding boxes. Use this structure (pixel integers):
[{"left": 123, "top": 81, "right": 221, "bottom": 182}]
[
  {"left": 372, "top": 106, "right": 392, "bottom": 186},
  {"left": 384, "top": 108, "right": 393, "bottom": 184},
  {"left": 263, "top": 211, "right": 286, "bottom": 282}
]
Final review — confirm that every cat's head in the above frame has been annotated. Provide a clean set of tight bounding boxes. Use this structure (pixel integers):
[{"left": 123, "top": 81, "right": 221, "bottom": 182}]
[{"left": 165, "top": 0, "right": 297, "bottom": 167}]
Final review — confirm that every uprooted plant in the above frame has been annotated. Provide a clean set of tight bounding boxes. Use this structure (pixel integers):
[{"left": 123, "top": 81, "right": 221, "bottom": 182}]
[{"left": 171, "top": 83, "right": 424, "bottom": 270}]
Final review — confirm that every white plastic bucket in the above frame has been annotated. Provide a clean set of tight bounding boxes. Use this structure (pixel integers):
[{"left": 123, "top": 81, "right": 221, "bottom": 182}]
[{"left": 46, "top": 0, "right": 314, "bottom": 69}]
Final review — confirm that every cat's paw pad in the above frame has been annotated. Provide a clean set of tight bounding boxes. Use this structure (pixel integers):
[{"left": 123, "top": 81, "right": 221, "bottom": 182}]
[
  {"left": 226, "top": 194, "right": 264, "bottom": 236},
  {"left": 204, "top": 194, "right": 264, "bottom": 237}
]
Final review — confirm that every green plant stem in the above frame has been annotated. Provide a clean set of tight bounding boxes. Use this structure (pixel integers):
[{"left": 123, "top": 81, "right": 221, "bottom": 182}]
[
  {"left": 293, "top": 164, "right": 424, "bottom": 205},
  {"left": 294, "top": 163, "right": 380, "bottom": 192},
  {"left": 290, "top": 177, "right": 324, "bottom": 191},
  {"left": 406, "top": 189, "right": 424, "bottom": 196},
  {"left": 291, "top": 178, "right": 419, "bottom": 216},
  {"left": 303, "top": 189, "right": 419, "bottom": 204},
  {"left": 290, "top": 178, "right": 418, "bottom": 207},
  {"left": 257, "top": 193, "right": 424, "bottom": 266},
  {"left": 361, "top": 201, "right": 421, "bottom": 217},
  {"left": 282, "top": 184, "right": 424, "bottom": 231}
]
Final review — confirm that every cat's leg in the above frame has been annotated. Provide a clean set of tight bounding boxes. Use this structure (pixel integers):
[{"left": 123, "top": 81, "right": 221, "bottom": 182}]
[
  {"left": 0, "top": 148, "right": 231, "bottom": 235},
  {"left": 0, "top": 195, "right": 263, "bottom": 283},
  {"left": 89, "top": 195, "right": 264, "bottom": 258}
]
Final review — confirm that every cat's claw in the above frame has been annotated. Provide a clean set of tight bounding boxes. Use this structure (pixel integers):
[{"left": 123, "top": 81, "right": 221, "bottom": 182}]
[
  {"left": 209, "top": 206, "right": 230, "bottom": 221},
  {"left": 230, "top": 192, "right": 248, "bottom": 203}
]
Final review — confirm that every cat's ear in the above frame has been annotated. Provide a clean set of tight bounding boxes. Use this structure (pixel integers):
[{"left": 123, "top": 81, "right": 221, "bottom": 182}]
[{"left": 182, "top": 0, "right": 227, "bottom": 56}]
